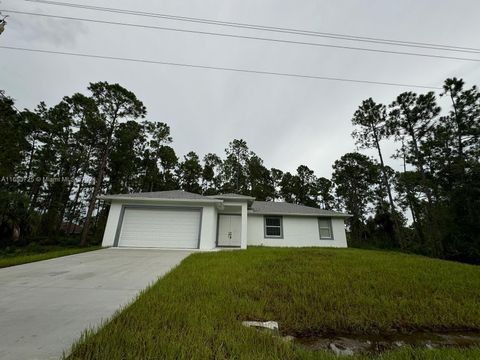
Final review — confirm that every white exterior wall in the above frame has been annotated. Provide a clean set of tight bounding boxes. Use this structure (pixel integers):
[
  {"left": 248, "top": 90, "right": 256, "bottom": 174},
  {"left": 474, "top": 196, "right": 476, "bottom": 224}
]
[
  {"left": 331, "top": 218, "right": 348, "bottom": 247},
  {"left": 101, "top": 199, "right": 348, "bottom": 249},
  {"left": 101, "top": 201, "right": 123, "bottom": 247},
  {"left": 198, "top": 205, "right": 218, "bottom": 250},
  {"left": 247, "top": 215, "right": 347, "bottom": 248},
  {"left": 240, "top": 203, "right": 248, "bottom": 249},
  {"left": 101, "top": 200, "right": 218, "bottom": 249}
]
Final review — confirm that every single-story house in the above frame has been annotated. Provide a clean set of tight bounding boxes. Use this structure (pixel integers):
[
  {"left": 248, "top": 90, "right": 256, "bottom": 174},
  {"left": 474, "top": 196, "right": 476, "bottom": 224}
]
[{"left": 99, "top": 190, "right": 350, "bottom": 250}]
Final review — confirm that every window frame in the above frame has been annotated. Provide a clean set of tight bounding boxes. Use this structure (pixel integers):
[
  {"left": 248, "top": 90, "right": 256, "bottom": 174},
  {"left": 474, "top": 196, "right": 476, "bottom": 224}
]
[
  {"left": 264, "top": 216, "right": 283, "bottom": 239},
  {"left": 318, "top": 217, "right": 334, "bottom": 240}
]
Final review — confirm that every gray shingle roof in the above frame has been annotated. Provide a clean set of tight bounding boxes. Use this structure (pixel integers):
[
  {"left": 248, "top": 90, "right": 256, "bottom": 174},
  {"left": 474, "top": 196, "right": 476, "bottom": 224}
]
[
  {"left": 98, "top": 191, "right": 350, "bottom": 217},
  {"left": 250, "top": 201, "right": 349, "bottom": 217},
  {"left": 99, "top": 190, "right": 216, "bottom": 201}
]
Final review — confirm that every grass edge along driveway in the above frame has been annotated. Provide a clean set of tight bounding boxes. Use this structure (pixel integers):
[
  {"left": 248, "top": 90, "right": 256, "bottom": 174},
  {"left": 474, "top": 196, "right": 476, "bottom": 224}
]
[{"left": 0, "top": 246, "right": 101, "bottom": 268}]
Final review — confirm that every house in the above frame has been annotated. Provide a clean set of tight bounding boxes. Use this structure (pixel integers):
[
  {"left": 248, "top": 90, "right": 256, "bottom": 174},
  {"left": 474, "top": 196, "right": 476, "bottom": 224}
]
[
  {"left": 99, "top": 190, "right": 350, "bottom": 250},
  {"left": 60, "top": 221, "right": 83, "bottom": 235}
]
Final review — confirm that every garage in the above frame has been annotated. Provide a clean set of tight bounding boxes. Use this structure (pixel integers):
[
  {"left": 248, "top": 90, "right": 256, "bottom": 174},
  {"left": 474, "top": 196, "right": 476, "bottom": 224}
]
[{"left": 116, "top": 207, "right": 201, "bottom": 248}]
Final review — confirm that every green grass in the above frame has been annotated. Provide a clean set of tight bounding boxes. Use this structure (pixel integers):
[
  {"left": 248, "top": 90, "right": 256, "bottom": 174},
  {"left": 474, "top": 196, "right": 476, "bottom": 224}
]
[
  {"left": 67, "top": 247, "right": 480, "bottom": 359},
  {"left": 0, "top": 245, "right": 101, "bottom": 268}
]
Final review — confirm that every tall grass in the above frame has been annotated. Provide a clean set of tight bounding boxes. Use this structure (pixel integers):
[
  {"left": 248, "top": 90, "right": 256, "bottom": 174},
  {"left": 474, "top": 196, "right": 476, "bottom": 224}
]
[{"left": 67, "top": 247, "right": 480, "bottom": 359}]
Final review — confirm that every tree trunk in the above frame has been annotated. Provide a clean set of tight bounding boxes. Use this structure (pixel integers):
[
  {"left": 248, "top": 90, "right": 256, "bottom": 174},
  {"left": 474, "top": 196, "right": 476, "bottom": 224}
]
[
  {"left": 57, "top": 166, "right": 78, "bottom": 235},
  {"left": 12, "top": 224, "right": 20, "bottom": 242},
  {"left": 28, "top": 180, "right": 42, "bottom": 212},
  {"left": 79, "top": 148, "right": 109, "bottom": 245},
  {"left": 406, "top": 121, "right": 443, "bottom": 256},
  {"left": 26, "top": 137, "right": 36, "bottom": 179},
  {"left": 67, "top": 169, "right": 86, "bottom": 234},
  {"left": 371, "top": 124, "right": 402, "bottom": 248},
  {"left": 449, "top": 93, "right": 464, "bottom": 163},
  {"left": 80, "top": 118, "right": 117, "bottom": 246}
]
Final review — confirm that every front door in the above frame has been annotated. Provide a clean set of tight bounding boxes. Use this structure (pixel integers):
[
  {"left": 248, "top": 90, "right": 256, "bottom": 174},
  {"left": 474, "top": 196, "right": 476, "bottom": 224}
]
[{"left": 217, "top": 215, "right": 241, "bottom": 247}]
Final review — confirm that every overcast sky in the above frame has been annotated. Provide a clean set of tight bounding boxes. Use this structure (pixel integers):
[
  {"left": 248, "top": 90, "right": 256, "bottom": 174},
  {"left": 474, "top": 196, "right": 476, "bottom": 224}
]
[{"left": 1, "top": 0, "right": 480, "bottom": 178}]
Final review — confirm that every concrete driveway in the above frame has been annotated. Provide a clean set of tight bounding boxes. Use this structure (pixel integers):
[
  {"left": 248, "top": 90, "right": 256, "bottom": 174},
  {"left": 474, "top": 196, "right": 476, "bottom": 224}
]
[{"left": 0, "top": 248, "right": 192, "bottom": 360}]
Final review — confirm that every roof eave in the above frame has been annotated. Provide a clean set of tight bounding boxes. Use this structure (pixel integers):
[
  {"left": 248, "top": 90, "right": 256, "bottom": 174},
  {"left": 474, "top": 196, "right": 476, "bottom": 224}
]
[
  {"left": 248, "top": 211, "right": 351, "bottom": 218},
  {"left": 207, "top": 195, "right": 256, "bottom": 200},
  {"left": 97, "top": 196, "right": 223, "bottom": 204}
]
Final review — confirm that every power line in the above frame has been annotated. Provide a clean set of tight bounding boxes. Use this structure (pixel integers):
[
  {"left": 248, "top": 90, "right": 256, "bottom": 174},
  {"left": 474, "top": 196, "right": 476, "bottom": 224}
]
[
  {"left": 5, "top": 9, "right": 480, "bottom": 63},
  {"left": 24, "top": 0, "right": 480, "bottom": 54},
  {"left": 0, "top": 45, "right": 442, "bottom": 90}
]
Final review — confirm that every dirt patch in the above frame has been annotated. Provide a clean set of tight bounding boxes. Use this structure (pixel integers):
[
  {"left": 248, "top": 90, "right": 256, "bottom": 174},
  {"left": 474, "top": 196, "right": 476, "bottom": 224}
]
[{"left": 295, "top": 331, "right": 480, "bottom": 356}]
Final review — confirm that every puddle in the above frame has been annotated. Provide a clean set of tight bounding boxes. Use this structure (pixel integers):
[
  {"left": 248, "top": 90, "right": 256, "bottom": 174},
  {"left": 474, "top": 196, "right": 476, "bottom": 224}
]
[{"left": 295, "top": 331, "right": 480, "bottom": 356}]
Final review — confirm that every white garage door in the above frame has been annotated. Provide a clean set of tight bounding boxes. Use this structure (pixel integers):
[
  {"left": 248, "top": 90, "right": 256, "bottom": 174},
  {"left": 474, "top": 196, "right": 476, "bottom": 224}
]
[{"left": 117, "top": 207, "right": 201, "bottom": 248}]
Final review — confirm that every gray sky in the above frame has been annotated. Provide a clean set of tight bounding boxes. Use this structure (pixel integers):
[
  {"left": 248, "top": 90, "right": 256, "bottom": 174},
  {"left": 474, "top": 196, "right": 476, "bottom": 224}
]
[{"left": 1, "top": 0, "right": 480, "bottom": 178}]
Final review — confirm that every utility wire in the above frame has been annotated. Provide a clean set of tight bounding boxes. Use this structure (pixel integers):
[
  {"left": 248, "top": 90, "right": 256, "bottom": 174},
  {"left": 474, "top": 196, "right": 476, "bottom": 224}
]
[
  {"left": 4, "top": 9, "right": 480, "bottom": 63},
  {"left": 0, "top": 45, "right": 442, "bottom": 90},
  {"left": 24, "top": 0, "right": 480, "bottom": 54}
]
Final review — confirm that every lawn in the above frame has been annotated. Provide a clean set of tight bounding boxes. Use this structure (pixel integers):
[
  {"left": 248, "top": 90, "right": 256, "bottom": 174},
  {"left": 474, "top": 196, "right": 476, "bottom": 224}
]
[
  {"left": 67, "top": 247, "right": 480, "bottom": 359},
  {"left": 0, "top": 244, "right": 101, "bottom": 268}
]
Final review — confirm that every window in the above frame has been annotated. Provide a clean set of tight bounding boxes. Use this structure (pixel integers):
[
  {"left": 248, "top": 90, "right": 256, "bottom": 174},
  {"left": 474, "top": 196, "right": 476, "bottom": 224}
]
[
  {"left": 264, "top": 216, "right": 283, "bottom": 238},
  {"left": 318, "top": 218, "right": 333, "bottom": 239}
]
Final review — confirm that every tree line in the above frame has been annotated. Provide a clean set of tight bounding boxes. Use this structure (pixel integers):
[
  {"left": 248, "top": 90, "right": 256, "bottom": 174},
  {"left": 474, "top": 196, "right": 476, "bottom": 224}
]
[{"left": 0, "top": 78, "right": 478, "bottom": 263}]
